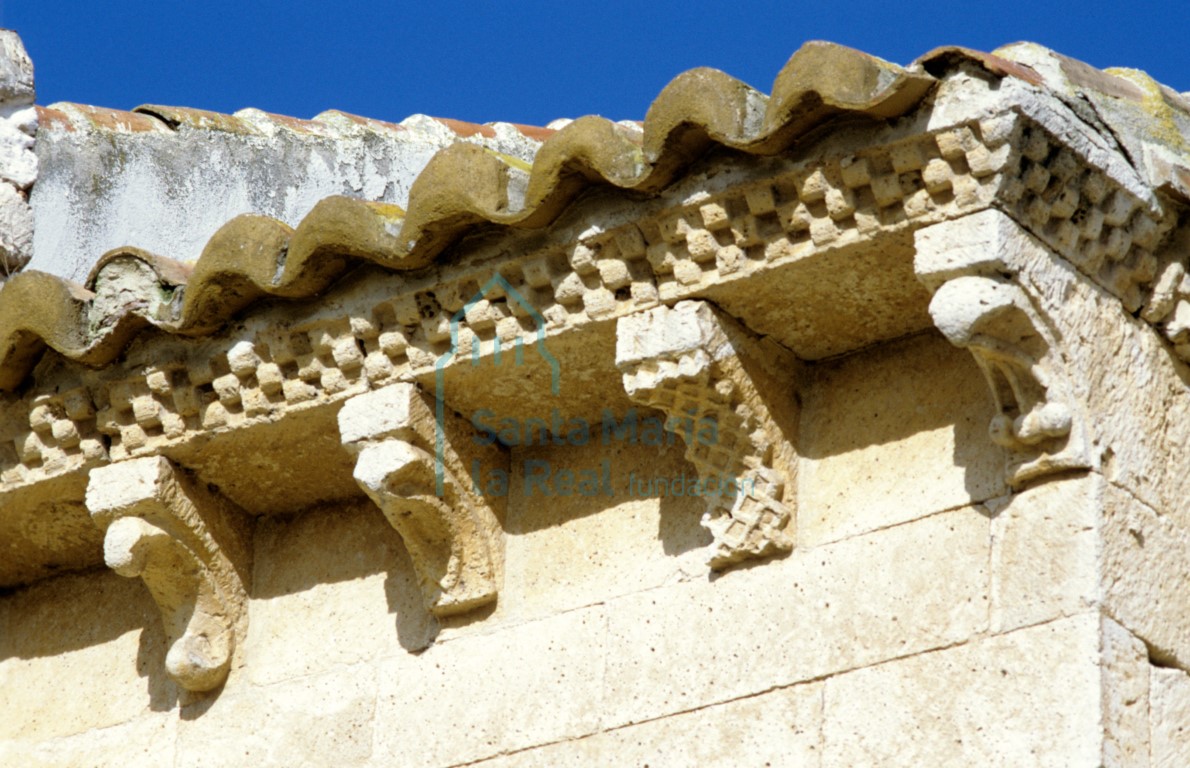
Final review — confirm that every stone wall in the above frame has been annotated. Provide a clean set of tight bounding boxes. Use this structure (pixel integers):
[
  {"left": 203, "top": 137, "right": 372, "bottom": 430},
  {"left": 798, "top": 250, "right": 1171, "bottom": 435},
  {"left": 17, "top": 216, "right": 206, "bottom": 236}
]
[
  {"left": 3, "top": 331, "right": 1185, "bottom": 766},
  {"left": 4, "top": 33, "right": 1190, "bottom": 767}
]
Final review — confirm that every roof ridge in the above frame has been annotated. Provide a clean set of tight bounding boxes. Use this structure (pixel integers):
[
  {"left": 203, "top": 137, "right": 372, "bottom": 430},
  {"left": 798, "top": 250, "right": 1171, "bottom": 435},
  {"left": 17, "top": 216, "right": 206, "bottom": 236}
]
[{"left": 38, "top": 101, "right": 557, "bottom": 142}]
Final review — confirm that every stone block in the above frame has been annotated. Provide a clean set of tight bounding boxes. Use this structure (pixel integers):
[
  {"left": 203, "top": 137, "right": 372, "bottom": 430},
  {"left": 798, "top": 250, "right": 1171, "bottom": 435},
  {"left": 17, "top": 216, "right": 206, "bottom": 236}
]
[
  {"left": 0, "top": 569, "right": 177, "bottom": 741},
  {"left": 989, "top": 474, "right": 1100, "bottom": 632},
  {"left": 374, "top": 606, "right": 607, "bottom": 767},
  {"left": 601, "top": 506, "right": 989, "bottom": 727},
  {"left": 0, "top": 110, "right": 37, "bottom": 188},
  {"left": 498, "top": 439, "right": 708, "bottom": 623},
  {"left": 0, "top": 714, "right": 175, "bottom": 768},
  {"left": 798, "top": 332, "right": 1005, "bottom": 547},
  {"left": 0, "top": 31, "right": 33, "bottom": 102},
  {"left": 822, "top": 614, "right": 1104, "bottom": 766},
  {"left": 0, "top": 180, "right": 32, "bottom": 274},
  {"left": 245, "top": 499, "right": 437, "bottom": 686},
  {"left": 1102, "top": 482, "right": 1190, "bottom": 668},
  {"left": 1152, "top": 667, "right": 1190, "bottom": 768},
  {"left": 472, "top": 682, "right": 823, "bottom": 767},
  {"left": 175, "top": 662, "right": 376, "bottom": 767},
  {"left": 1101, "top": 617, "right": 1150, "bottom": 767}
]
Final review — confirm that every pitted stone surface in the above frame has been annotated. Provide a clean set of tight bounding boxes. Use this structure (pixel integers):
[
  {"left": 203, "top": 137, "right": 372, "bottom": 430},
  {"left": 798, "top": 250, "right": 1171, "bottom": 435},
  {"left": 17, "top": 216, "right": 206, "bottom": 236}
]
[{"left": 1, "top": 33, "right": 1189, "bottom": 768}]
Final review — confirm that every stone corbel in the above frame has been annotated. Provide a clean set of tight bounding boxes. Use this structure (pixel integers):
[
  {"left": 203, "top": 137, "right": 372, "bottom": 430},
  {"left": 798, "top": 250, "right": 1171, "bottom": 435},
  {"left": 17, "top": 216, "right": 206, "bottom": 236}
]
[
  {"left": 338, "top": 383, "right": 505, "bottom": 617},
  {"left": 615, "top": 300, "right": 800, "bottom": 569},
  {"left": 915, "top": 210, "right": 1091, "bottom": 487},
  {"left": 85, "top": 456, "right": 252, "bottom": 692}
]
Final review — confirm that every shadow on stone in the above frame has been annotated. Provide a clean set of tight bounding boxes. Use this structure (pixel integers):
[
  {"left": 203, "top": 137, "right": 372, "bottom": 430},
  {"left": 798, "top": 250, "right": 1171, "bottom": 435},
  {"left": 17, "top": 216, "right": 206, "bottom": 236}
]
[
  {"left": 135, "top": 619, "right": 179, "bottom": 712},
  {"left": 383, "top": 544, "right": 442, "bottom": 653},
  {"left": 0, "top": 568, "right": 149, "bottom": 660}
]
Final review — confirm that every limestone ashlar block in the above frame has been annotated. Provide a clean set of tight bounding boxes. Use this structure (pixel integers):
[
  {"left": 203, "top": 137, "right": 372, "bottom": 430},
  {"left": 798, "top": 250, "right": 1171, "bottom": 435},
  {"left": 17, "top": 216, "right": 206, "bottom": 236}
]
[
  {"left": 1102, "top": 481, "right": 1190, "bottom": 669},
  {"left": 797, "top": 332, "right": 1005, "bottom": 548},
  {"left": 245, "top": 499, "right": 438, "bottom": 685},
  {"left": 175, "top": 662, "right": 376, "bottom": 767},
  {"left": 615, "top": 300, "right": 800, "bottom": 568},
  {"left": 498, "top": 439, "right": 708, "bottom": 624},
  {"left": 988, "top": 475, "right": 1100, "bottom": 633},
  {"left": 821, "top": 614, "right": 1134, "bottom": 766},
  {"left": 0, "top": 714, "right": 177, "bottom": 768},
  {"left": 375, "top": 605, "right": 607, "bottom": 768},
  {"left": 337, "top": 382, "right": 506, "bottom": 617},
  {"left": 84, "top": 456, "right": 252, "bottom": 692},
  {"left": 1100, "top": 616, "right": 1151, "bottom": 766},
  {"left": 0, "top": 569, "right": 173, "bottom": 741},
  {"left": 600, "top": 505, "right": 989, "bottom": 728},
  {"left": 1152, "top": 666, "right": 1190, "bottom": 767},
  {"left": 468, "top": 681, "right": 823, "bottom": 768}
]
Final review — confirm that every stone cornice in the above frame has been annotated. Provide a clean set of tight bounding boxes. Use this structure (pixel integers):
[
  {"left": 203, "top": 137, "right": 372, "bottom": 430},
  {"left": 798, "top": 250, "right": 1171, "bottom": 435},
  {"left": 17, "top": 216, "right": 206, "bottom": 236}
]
[
  {"left": 0, "top": 113, "right": 1013, "bottom": 499},
  {"left": 0, "top": 43, "right": 1187, "bottom": 596},
  {"left": 5, "top": 105, "right": 1183, "bottom": 494}
]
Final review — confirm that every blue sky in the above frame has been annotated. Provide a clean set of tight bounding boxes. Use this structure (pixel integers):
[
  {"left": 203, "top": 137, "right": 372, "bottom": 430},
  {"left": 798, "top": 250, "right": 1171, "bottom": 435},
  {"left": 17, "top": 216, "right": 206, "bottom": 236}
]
[{"left": 3, "top": 1, "right": 1188, "bottom": 126}]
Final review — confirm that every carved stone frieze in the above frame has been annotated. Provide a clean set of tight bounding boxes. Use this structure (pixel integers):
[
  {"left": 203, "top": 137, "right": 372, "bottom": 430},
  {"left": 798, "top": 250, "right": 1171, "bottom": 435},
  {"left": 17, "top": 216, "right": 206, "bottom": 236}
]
[
  {"left": 9, "top": 108, "right": 1182, "bottom": 523},
  {"left": 998, "top": 120, "right": 1174, "bottom": 313},
  {"left": 0, "top": 386, "right": 105, "bottom": 486},
  {"left": 84, "top": 456, "right": 252, "bottom": 692},
  {"left": 2, "top": 116, "right": 1013, "bottom": 492},
  {"left": 615, "top": 300, "right": 800, "bottom": 568},
  {"left": 337, "top": 383, "right": 506, "bottom": 617},
  {"left": 915, "top": 210, "right": 1091, "bottom": 487}
]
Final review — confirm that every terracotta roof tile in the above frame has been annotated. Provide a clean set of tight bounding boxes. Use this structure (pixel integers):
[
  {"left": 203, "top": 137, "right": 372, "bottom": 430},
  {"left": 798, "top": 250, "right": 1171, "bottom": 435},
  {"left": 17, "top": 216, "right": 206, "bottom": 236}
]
[
  {"left": 36, "top": 103, "right": 171, "bottom": 134},
  {"left": 917, "top": 46, "right": 1045, "bottom": 86}
]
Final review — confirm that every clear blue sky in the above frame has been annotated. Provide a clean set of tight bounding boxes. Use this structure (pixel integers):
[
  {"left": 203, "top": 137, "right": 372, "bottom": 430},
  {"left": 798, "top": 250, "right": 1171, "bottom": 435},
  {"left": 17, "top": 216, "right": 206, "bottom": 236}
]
[{"left": 3, "top": 1, "right": 1187, "bottom": 127}]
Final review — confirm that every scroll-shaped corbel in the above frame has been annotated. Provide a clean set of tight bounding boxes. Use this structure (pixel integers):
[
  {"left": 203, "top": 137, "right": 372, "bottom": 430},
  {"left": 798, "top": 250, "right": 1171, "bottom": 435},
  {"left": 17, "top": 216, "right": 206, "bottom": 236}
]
[
  {"left": 915, "top": 210, "right": 1090, "bottom": 487},
  {"left": 615, "top": 300, "right": 800, "bottom": 569},
  {"left": 338, "top": 383, "right": 505, "bottom": 617},
  {"left": 85, "top": 456, "right": 252, "bottom": 692}
]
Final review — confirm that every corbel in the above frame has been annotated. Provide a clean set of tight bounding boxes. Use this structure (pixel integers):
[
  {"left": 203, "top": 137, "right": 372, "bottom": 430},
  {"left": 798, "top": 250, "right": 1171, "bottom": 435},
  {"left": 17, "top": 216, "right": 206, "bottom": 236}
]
[
  {"left": 615, "top": 300, "right": 800, "bottom": 568},
  {"left": 914, "top": 209, "right": 1091, "bottom": 487},
  {"left": 337, "top": 382, "right": 505, "bottom": 617},
  {"left": 85, "top": 456, "right": 252, "bottom": 692}
]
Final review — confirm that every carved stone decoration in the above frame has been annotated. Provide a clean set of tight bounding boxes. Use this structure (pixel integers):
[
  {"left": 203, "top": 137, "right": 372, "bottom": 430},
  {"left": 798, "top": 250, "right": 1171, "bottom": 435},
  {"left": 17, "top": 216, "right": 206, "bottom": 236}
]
[
  {"left": 85, "top": 456, "right": 252, "bottom": 692},
  {"left": 615, "top": 300, "right": 800, "bottom": 568},
  {"left": 1, "top": 114, "right": 1014, "bottom": 491},
  {"left": 915, "top": 210, "right": 1091, "bottom": 487},
  {"left": 338, "top": 383, "right": 506, "bottom": 617}
]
